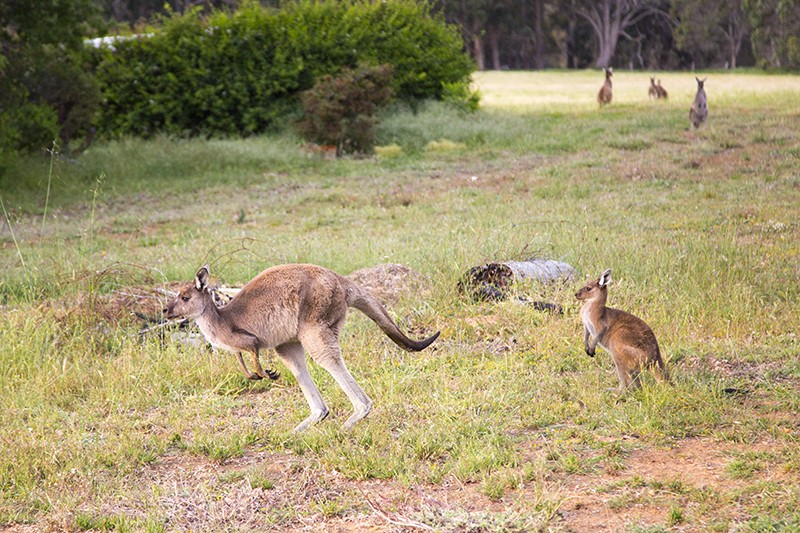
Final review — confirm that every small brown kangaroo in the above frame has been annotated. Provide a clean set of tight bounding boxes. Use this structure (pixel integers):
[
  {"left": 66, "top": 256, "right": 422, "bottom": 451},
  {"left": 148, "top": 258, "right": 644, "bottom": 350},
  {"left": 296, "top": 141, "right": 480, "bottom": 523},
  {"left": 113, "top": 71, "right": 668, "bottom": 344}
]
[
  {"left": 689, "top": 77, "right": 708, "bottom": 129},
  {"left": 597, "top": 67, "right": 613, "bottom": 106},
  {"left": 163, "top": 263, "right": 440, "bottom": 432},
  {"left": 648, "top": 77, "right": 659, "bottom": 100},
  {"left": 575, "top": 269, "right": 669, "bottom": 393},
  {"left": 656, "top": 79, "right": 668, "bottom": 99}
]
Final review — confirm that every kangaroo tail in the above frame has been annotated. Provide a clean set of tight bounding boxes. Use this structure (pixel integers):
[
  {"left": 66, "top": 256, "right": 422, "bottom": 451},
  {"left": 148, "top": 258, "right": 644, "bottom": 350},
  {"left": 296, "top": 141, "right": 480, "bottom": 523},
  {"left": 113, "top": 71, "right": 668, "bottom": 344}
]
[
  {"left": 345, "top": 281, "right": 439, "bottom": 352},
  {"left": 652, "top": 346, "right": 672, "bottom": 385}
]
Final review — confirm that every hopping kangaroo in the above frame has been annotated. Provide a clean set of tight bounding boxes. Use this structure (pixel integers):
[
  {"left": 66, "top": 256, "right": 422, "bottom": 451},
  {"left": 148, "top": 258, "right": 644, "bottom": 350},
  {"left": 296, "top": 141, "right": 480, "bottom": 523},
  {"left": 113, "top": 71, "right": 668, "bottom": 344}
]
[
  {"left": 689, "top": 77, "right": 708, "bottom": 129},
  {"left": 163, "top": 264, "right": 440, "bottom": 432},
  {"left": 575, "top": 269, "right": 669, "bottom": 393},
  {"left": 597, "top": 67, "right": 613, "bottom": 106}
]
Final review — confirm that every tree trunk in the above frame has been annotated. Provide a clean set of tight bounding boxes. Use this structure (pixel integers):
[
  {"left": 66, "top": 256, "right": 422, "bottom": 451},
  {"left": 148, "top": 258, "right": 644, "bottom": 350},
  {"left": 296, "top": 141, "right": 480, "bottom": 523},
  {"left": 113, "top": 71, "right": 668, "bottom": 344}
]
[
  {"left": 534, "top": 0, "right": 544, "bottom": 69},
  {"left": 488, "top": 27, "right": 501, "bottom": 70},
  {"left": 567, "top": 13, "right": 575, "bottom": 68},
  {"left": 473, "top": 35, "right": 485, "bottom": 71}
]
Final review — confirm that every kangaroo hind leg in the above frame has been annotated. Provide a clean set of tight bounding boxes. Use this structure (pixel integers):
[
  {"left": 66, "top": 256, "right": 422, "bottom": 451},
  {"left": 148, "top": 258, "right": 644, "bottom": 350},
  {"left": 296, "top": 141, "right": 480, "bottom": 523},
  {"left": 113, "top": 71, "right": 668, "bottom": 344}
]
[
  {"left": 275, "top": 342, "right": 329, "bottom": 432},
  {"left": 301, "top": 328, "right": 373, "bottom": 431}
]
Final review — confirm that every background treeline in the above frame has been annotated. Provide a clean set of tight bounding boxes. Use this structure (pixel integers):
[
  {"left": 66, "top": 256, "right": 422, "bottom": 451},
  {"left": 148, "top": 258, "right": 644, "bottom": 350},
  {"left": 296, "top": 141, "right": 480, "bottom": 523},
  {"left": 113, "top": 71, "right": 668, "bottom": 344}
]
[{"left": 93, "top": 0, "right": 800, "bottom": 70}]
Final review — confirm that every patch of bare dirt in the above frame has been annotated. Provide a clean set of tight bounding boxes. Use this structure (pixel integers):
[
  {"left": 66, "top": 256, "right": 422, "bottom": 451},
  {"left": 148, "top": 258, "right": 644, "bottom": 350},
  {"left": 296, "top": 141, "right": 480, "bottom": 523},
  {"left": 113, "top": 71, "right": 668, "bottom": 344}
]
[{"left": 346, "top": 263, "right": 429, "bottom": 307}]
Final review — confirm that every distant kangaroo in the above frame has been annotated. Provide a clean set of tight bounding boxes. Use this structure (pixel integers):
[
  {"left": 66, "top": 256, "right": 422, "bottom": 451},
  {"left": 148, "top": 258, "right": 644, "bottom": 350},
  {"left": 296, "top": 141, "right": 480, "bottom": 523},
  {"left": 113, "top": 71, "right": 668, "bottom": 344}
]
[
  {"left": 648, "top": 77, "right": 659, "bottom": 100},
  {"left": 597, "top": 67, "right": 613, "bottom": 106},
  {"left": 164, "top": 264, "right": 440, "bottom": 432},
  {"left": 689, "top": 77, "right": 708, "bottom": 129},
  {"left": 656, "top": 79, "right": 668, "bottom": 99},
  {"left": 575, "top": 269, "right": 669, "bottom": 393}
]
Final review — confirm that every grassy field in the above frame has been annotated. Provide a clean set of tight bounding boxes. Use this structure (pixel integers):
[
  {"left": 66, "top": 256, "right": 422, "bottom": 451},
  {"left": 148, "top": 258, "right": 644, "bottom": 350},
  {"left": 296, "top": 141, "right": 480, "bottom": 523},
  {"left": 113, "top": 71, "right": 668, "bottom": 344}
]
[{"left": 1, "top": 70, "right": 799, "bottom": 532}]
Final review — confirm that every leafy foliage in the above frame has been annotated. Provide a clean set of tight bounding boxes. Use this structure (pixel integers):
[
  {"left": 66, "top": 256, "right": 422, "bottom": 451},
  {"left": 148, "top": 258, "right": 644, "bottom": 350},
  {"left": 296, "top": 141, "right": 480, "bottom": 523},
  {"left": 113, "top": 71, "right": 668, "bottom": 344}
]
[
  {"left": 90, "top": 0, "right": 475, "bottom": 139},
  {"left": 744, "top": 0, "right": 800, "bottom": 69},
  {"left": 0, "top": 0, "right": 102, "bottom": 170},
  {"left": 296, "top": 63, "right": 394, "bottom": 155}
]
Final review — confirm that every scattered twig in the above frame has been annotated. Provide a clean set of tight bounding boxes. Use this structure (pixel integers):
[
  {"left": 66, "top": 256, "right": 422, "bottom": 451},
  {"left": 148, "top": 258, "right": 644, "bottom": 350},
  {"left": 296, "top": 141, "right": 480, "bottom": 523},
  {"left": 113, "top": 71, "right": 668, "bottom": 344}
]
[{"left": 360, "top": 489, "right": 434, "bottom": 531}]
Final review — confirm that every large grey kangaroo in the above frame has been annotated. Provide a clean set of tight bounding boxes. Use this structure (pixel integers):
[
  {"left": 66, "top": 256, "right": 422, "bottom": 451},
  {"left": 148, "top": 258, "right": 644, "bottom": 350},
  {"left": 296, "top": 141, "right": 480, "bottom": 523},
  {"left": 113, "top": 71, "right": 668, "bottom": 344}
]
[
  {"left": 575, "top": 269, "right": 669, "bottom": 393},
  {"left": 163, "top": 264, "right": 440, "bottom": 432},
  {"left": 689, "top": 77, "right": 708, "bottom": 129}
]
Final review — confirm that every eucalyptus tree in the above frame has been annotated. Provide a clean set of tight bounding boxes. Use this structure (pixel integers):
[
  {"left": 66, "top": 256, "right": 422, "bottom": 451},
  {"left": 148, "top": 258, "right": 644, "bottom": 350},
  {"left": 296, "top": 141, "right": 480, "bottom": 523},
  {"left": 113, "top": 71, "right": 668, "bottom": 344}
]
[
  {"left": 572, "top": 0, "right": 669, "bottom": 67},
  {"left": 672, "top": 0, "right": 749, "bottom": 68},
  {"left": 743, "top": 0, "right": 800, "bottom": 68}
]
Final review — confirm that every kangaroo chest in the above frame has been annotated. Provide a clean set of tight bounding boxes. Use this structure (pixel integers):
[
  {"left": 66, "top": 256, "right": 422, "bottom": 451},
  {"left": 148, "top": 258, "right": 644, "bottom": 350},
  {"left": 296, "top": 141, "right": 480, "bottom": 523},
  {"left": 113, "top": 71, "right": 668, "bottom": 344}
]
[
  {"left": 580, "top": 305, "right": 602, "bottom": 339},
  {"left": 195, "top": 315, "right": 238, "bottom": 353}
]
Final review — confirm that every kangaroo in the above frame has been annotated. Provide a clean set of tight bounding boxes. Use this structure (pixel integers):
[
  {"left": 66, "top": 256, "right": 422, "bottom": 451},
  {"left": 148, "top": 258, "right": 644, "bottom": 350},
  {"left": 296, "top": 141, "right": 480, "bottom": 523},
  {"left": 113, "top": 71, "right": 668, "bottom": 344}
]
[
  {"left": 689, "top": 77, "right": 708, "bottom": 129},
  {"left": 597, "top": 67, "right": 613, "bottom": 106},
  {"left": 656, "top": 79, "right": 668, "bottom": 99},
  {"left": 648, "top": 77, "right": 659, "bottom": 100},
  {"left": 163, "top": 263, "right": 440, "bottom": 432},
  {"left": 575, "top": 269, "right": 669, "bottom": 393}
]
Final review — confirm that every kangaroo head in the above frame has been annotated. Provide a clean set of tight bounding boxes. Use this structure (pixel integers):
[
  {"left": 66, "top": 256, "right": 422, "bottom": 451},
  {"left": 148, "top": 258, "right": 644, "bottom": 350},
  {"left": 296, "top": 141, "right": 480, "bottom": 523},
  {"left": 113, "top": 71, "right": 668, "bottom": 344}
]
[
  {"left": 650, "top": 77, "right": 656, "bottom": 85},
  {"left": 696, "top": 77, "right": 706, "bottom": 89},
  {"left": 163, "top": 264, "right": 213, "bottom": 319},
  {"left": 605, "top": 67, "right": 613, "bottom": 79},
  {"left": 575, "top": 269, "right": 611, "bottom": 302}
]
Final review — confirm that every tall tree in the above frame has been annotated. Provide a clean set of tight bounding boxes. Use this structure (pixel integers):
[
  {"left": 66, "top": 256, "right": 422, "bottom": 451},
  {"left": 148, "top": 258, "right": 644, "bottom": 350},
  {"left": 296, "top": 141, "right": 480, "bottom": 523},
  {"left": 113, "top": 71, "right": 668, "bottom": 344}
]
[
  {"left": 1, "top": 0, "right": 101, "bottom": 160},
  {"left": 673, "top": 0, "right": 749, "bottom": 68},
  {"left": 439, "top": 0, "right": 491, "bottom": 69},
  {"left": 572, "top": 0, "right": 667, "bottom": 67},
  {"left": 743, "top": 0, "right": 800, "bottom": 68}
]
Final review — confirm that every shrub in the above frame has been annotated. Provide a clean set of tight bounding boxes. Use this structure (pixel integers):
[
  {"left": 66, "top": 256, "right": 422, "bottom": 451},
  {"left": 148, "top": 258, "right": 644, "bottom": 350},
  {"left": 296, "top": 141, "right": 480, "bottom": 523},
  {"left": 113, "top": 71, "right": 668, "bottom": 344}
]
[
  {"left": 296, "top": 63, "right": 393, "bottom": 155},
  {"left": 0, "top": 98, "right": 60, "bottom": 176},
  {"left": 90, "top": 0, "right": 475, "bottom": 139}
]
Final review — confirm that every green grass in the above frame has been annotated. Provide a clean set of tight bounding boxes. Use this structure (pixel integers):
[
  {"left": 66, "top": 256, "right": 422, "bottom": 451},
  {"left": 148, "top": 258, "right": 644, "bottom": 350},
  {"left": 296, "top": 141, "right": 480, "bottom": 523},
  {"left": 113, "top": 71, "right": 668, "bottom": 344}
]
[{"left": 1, "top": 70, "right": 799, "bottom": 532}]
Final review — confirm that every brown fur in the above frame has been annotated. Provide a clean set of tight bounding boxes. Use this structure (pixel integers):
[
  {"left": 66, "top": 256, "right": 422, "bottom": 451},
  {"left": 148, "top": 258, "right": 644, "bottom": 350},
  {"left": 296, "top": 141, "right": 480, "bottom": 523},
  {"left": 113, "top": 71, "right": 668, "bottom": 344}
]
[
  {"left": 164, "top": 264, "right": 439, "bottom": 431},
  {"left": 689, "top": 77, "right": 708, "bottom": 129},
  {"left": 656, "top": 79, "right": 668, "bottom": 99},
  {"left": 648, "top": 77, "right": 659, "bottom": 100},
  {"left": 597, "top": 68, "right": 613, "bottom": 106},
  {"left": 575, "top": 269, "right": 669, "bottom": 393}
]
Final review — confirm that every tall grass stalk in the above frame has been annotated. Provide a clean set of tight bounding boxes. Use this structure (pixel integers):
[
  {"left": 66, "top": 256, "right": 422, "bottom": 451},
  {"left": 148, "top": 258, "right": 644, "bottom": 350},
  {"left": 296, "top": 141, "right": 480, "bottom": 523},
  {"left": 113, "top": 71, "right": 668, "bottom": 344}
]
[
  {"left": 87, "top": 173, "right": 105, "bottom": 254},
  {"left": 0, "top": 191, "right": 25, "bottom": 270},
  {"left": 42, "top": 139, "right": 57, "bottom": 233}
]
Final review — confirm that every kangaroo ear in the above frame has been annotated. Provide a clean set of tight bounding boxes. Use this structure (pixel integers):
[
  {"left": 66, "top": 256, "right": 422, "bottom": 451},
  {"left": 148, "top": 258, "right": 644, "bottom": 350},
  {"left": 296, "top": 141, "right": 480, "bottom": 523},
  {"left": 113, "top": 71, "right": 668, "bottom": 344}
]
[
  {"left": 195, "top": 264, "right": 210, "bottom": 290},
  {"left": 598, "top": 269, "right": 612, "bottom": 287}
]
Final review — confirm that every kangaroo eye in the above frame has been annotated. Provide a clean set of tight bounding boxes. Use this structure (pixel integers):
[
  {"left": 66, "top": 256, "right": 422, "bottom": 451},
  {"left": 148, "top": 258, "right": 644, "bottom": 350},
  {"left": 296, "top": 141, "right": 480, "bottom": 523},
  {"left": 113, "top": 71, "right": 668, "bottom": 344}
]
[
  {"left": 586, "top": 287, "right": 592, "bottom": 292},
  {"left": 181, "top": 296, "right": 190, "bottom": 302}
]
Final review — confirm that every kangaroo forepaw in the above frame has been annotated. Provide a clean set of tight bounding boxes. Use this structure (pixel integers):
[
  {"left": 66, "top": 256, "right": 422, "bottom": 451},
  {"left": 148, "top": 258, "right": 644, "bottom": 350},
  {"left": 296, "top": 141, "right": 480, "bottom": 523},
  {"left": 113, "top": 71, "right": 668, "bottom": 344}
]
[
  {"left": 263, "top": 368, "right": 280, "bottom": 380},
  {"left": 585, "top": 349, "right": 595, "bottom": 357}
]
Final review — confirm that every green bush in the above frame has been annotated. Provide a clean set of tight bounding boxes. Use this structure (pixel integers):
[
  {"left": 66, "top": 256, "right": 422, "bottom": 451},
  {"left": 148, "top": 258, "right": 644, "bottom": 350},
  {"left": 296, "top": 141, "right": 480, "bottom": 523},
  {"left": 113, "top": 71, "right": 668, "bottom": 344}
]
[
  {"left": 91, "top": 0, "right": 475, "bottom": 138},
  {"left": 296, "top": 63, "right": 394, "bottom": 155},
  {"left": 0, "top": 98, "right": 60, "bottom": 176}
]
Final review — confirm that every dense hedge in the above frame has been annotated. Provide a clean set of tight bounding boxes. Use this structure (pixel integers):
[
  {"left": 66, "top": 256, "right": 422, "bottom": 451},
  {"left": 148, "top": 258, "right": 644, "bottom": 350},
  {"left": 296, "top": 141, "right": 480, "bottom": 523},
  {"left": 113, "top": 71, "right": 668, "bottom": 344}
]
[{"left": 90, "top": 0, "right": 475, "bottom": 138}]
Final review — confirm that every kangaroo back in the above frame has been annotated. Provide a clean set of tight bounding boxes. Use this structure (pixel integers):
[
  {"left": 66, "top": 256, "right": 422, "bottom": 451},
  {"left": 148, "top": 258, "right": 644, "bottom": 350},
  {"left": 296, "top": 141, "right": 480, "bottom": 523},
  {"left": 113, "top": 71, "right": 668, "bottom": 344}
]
[
  {"left": 344, "top": 278, "right": 439, "bottom": 351},
  {"left": 656, "top": 79, "right": 668, "bottom": 99}
]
